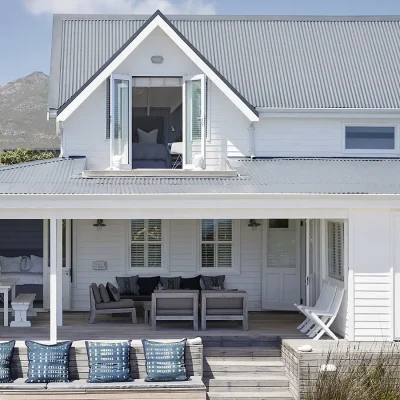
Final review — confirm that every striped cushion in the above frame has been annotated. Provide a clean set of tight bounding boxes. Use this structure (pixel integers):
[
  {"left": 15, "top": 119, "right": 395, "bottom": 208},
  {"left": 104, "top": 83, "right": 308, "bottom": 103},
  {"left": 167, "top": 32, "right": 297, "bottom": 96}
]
[
  {"left": 142, "top": 339, "right": 188, "bottom": 382},
  {"left": 86, "top": 341, "right": 132, "bottom": 383},
  {"left": 116, "top": 276, "right": 139, "bottom": 296},
  {"left": 25, "top": 341, "right": 72, "bottom": 383},
  {"left": 201, "top": 275, "right": 225, "bottom": 290},
  {"left": 160, "top": 277, "right": 181, "bottom": 290},
  {"left": 0, "top": 341, "right": 15, "bottom": 383}
]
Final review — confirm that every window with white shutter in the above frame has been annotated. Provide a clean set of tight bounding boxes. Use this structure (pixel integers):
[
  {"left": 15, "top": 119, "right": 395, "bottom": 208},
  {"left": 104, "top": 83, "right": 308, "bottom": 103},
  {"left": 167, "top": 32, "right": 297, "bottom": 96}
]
[
  {"left": 131, "top": 220, "right": 163, "bottom": 269},
  {"left": 200, "top": 220, "right": 235, "bottom": 269},
  {"left": 327, "top": 221, "right": 344, "bottom": 282}
]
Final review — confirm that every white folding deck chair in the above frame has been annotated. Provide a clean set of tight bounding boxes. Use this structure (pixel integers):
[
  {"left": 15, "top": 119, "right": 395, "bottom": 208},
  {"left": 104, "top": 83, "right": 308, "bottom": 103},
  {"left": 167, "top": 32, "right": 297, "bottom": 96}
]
[
  {"left": 304, "top": 287, "right": 344, "bottom": 340},
  {"left": 295, "top": 280, "right": 329, "bottom": 331},
  {"left": 296, "top": 282, "right": 337, "bottom": 333}
]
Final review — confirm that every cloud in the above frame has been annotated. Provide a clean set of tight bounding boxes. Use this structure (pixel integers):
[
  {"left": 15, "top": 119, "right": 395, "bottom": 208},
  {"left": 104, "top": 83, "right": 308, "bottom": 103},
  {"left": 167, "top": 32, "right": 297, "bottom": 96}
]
[{"left": 23, "top": 0, "right": 216, "bottom": 15}]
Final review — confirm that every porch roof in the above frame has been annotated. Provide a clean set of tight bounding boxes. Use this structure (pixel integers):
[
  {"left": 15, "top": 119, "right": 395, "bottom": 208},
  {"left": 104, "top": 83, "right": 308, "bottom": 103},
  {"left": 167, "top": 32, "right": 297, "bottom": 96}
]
[{"left": 2, "top": 157, "right": 400, "bottom": 195}]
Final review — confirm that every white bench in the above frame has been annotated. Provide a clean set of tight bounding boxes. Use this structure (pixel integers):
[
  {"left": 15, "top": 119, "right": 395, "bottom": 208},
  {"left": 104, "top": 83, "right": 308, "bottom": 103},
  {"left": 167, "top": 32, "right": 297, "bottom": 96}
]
[{"left": 11, "top": 293, "right": 36, "bottom": 327}]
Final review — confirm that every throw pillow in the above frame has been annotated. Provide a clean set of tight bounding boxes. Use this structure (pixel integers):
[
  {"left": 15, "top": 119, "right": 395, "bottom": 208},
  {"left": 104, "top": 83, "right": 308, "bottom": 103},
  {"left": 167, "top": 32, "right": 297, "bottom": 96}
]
[
  {"left": 29, "top": 255, "right": 44, "bottom": 273},
  {"left": 116, "top": 276, "right": 139, "bottom": 296},
  {"left": 86, "top": 341, "right": 132, "bottom": 383},
  {"left": 90, "top": 283, "right": 103, "bottom": 304},
  {"left": 25, "top": 340, "right": 72, "bottom": 383},
  {"left": 180, "top": 275, "right": 201, "bottom": 291},
  {"left": 201, "top": 275, "right": 225, "bottom": 290},
  {"left": 0, "top": 341, "right": 15, "bottom": 383},
  {"left": 98, "top": 284, "right": 110, "bottom": 303},
  {"left": 106, "top": 282, "right": 120, "bottom": 301},
  {"left": 160, "top": 277, "right": 181, "bottom": 290},
  {"left": 137, "top": 128, "right": 158, "bottom": 144},
  {"left": 137, "top": 276, "right": 160, "bottom": 296},
  {"left": 142, "top": 339, "right": 188, "bottom": 382}
]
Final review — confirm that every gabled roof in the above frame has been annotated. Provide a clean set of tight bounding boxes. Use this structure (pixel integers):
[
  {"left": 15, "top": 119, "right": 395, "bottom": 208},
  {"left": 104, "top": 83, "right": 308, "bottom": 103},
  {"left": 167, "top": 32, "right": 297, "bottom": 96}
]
[
  {"left": 49, "top": 14, "right": 400, "bottom": 112},
  {"left": 3, "top": 157, "right": 400, "bottom": 195}
]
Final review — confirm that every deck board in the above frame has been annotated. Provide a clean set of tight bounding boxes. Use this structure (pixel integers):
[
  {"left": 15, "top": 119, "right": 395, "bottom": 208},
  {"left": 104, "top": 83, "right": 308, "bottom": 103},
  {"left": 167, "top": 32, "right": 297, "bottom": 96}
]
[{"left": 0, "top": 311, "right": 306, "bottom": 341}]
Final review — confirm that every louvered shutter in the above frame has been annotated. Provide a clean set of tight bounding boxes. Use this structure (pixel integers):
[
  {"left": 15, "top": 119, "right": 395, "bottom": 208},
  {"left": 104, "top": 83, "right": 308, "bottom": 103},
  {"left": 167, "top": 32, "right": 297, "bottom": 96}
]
[
  {"left": 191, "top": 80, "right": 202, "bottom": 141},
  {"left": 217, "top": 220, "right": 232, "bottom": 267},
  {"left": 328, "top": 222, "right": 344, "bottom": 281},
  {"left": 106, "top": 77, "right": 110, "bottom": 139},
  {"left": 131, "top": 220, "right": 162, "bottom": 268},
  {"left": 201, "top": 220, "right": 215, "bottom": 268}
]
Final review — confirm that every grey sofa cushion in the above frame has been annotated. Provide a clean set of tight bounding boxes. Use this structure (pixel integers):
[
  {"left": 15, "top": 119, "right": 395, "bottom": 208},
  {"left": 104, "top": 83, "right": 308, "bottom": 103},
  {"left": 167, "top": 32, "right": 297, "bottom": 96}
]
[
  {"left": 201, "top": 275, "right": 225, "bottom": 290},
  {"left": 96, "top": 299, "right": 134, "bottom": 310},
  {"left": 106, "top": 282, "right": 120, "bottom": 302},
  {"left": 160, "top": 277, "right": 181, "bottom": 290},
  {"left": 116, "top": 276, "right": 139, "bottom": 296},
  {"left": 98, "top": 284, "right": 110, "bottom": 303},
  {"left": 90, "top": 283, "right": 102, "bottom": 304}
]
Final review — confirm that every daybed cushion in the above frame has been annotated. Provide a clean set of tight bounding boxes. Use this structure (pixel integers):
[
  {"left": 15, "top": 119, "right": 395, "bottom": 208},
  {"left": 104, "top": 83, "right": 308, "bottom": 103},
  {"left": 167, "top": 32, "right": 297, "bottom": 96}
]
[
  {"left": 138, "top": 276, "right": 160, "bottom": 296},
  {"left": 142, "top": 339, "right": 188, "bottom": 382},
  {"left": 0, "top": 256, "right": 23, "bottom": 273},
  {"left": 116, "top": 276, "right": 139, "bottom": 296},
  {"left": 0, "top": 340, "right": 14, "bottom": 383},
  {"left": 120, "top": 295, "right": 151, "bottom": 302},
  {"left": 180, "top": 275, "right": 201, "bottom": 291},
  {"left": 96, "top": 299, "right": 134, "bottom": 310},
  {"left": 106, "top": 282, "right": 120, "bottom": 302},
  {"left": 86, "top": 341, "right": 132, "bottom": 383},
  {"left": 201, "top": 275, "right": 225, "bottom": 290},
  {"left": 29, "top": 255, "right": 44, "bottom": 273},
  {"left": 98, "top": 284, "right": 110, "bottom": 303},
  {"left": 90, "top": 283, "right": 102, "bottom": 304},
  {"left": 159, "top": 276, "right": 181, "bottom": 290},
  {"left": 25, "top": 340, "right": 72, "bottom": 383}
]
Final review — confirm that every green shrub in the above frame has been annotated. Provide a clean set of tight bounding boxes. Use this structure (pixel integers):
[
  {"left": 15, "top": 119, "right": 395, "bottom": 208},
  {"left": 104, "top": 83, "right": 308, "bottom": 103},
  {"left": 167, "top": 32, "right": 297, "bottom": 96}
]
[
  {"left": 0, "top": 149, "right": 55, "bottom": 166},
  {"left": 306, "top": 343, "right": 400, "bottom": 400}
]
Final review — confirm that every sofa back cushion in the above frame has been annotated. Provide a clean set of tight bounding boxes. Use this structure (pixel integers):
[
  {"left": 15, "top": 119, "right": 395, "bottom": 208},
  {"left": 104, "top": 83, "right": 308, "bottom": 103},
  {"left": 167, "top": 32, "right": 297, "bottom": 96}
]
[
  {"left": 90, "top": 283, "right": 102, "bottom": 304},
  {"left": 201, "top": 275, "right": 225, "bottom": 290},
  {"left": 106, "top": 282, "right": 121, "bottom": 302},
  {"left": 180, "top": 275, "right": 201, "bottom": 290},
  {"left": 160, "top": 276, "right": 181, "bottom": 290},
  {"left": 138, "top": 276, "right": 160, "bottom": 295},
  {"left": 116, "top": 276, "right": 139, "bottom": 296}
]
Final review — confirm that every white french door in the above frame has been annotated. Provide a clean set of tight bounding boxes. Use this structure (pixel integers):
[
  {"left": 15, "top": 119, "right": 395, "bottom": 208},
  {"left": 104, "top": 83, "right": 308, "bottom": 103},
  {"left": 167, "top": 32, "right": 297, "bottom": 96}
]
[
  {"left": 262, "top": 219, "right": 301, "bottom": 311},
  {"left": 182, "top": 74, "right": 206, "bottom": 169},
  {"left": 110, "top": 74, "right": 132, "bottom": 170}
]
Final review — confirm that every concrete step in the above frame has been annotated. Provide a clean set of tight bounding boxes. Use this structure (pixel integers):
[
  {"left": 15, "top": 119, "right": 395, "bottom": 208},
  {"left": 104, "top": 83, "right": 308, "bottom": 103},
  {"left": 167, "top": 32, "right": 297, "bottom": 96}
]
[
  {"left": 205, "top": 375, "right": 289, "bottom": 392},
  {"left": 207, "top": 390, "right": 293, "bottom": 400}
]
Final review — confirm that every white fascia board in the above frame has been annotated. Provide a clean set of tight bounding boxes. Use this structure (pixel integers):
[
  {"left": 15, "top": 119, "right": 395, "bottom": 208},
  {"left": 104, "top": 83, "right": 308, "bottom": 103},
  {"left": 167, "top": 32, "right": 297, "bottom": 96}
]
[{"left": 57, "top": 15, "right": 258, "bottom": 122}]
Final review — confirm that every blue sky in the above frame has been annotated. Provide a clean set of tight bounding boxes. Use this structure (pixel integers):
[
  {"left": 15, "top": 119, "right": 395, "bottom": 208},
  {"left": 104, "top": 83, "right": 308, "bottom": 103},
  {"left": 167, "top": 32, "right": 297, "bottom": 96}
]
[{"left": 1, "top": 0, "right": 400, "bottom": 85}]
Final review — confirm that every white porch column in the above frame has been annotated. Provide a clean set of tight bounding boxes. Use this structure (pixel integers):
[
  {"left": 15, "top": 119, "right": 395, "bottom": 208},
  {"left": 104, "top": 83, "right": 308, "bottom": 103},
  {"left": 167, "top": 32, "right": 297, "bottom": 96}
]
[{"left": 50, "top": 219, "right": 63, "bottom": 343}]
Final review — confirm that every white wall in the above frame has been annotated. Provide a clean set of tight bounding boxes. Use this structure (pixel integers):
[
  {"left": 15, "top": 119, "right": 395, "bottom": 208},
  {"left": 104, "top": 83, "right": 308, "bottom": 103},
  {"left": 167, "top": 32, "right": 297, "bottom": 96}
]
[
  {"left": 254, "top": 117, "right": 400, "bottom": 158},
  {"left": 72, "top": 219, "right": 263, "bottom": 311},
  {"left": 349, "top": 210, "right": 392, "bottom": 341}
]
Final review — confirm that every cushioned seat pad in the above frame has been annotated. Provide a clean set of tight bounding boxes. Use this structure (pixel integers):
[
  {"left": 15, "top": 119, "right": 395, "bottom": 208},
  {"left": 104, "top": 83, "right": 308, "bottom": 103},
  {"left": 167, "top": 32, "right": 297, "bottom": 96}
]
[
  {"left": 0, "top": 378, "right": 47, "bottom": 390},
  {"left": 120, "top": 295, "right": 151, "bottom": 302},
  {"left": 47, "top": 377, "right": 205, "bottom": 390},
  {"left": 96, "top": 299, "right": 134, "bottom": 309}
]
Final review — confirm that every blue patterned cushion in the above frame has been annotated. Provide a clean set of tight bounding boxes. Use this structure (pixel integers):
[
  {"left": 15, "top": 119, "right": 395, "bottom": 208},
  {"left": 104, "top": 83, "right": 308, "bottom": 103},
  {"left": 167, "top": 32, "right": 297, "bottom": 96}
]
[
  {"left": 0, "top": 341, "right": 15, "bottom": 383},
  {"left": 142, "top": 339, "right": 188, "bottom": 382},
  {"left": 86, "top": 341, "right": 132, "bottom": 383},
  {"left": 25, "top": 340, "right": 72, "bottom": 383}
]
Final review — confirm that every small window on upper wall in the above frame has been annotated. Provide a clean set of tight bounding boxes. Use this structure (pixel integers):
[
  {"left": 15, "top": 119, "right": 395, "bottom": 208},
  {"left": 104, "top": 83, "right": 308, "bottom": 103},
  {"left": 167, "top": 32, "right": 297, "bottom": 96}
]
[{"left": 345, "top": 126, "right": 396, "bottom": 151}]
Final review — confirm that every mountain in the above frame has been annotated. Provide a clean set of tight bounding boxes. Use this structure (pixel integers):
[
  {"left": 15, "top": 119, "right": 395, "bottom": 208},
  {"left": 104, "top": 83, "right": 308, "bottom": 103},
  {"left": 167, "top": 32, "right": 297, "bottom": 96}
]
[{"left": 0, "top": 72, "right": 59, "bottom": 151}]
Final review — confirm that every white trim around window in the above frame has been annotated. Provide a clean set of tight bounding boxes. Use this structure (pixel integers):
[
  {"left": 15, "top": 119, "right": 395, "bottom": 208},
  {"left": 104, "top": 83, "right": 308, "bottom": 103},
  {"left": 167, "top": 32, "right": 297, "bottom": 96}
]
[
  {"left": 126, "top": 219, "right": 170, "bottom": 275},
  {"left": 342, "top": 123, "right": 399, "bottom": 155},
  {"left": 196, "top": 219, "right": 241, "bottom": 275}
]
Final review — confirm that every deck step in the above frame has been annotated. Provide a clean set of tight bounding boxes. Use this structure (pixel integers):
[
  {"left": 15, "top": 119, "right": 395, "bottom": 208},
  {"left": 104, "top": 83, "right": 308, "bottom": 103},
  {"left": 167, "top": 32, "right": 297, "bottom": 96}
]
[
  {"left": 205, "top": 375, "right": 289, "bottom": 392},
  {"left": 207, "top": 391, "right": 293, "bottom": 400},
  {"left": 202, "top": 336, "right": 279, "bottom": 347},
  {"left": 204, "top": 346, "right": 281, "bottom": 358}
]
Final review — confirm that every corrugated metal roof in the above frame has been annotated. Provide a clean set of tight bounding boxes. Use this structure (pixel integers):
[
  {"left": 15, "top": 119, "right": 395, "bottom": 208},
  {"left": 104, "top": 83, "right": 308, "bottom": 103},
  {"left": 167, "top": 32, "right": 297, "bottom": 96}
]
[
  {"left": 2, "top": 157, "right": 400, "bottom": 195},
  {"left": 49, "top": 14, "right": 400, "bottom": 110}
]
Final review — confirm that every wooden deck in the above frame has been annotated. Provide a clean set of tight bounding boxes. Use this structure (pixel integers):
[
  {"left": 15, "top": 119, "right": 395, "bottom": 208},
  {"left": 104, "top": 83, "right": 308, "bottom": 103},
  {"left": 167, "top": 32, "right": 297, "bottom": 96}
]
[{"left": 0, "top": 311, "right": 306, "bottom": 341}]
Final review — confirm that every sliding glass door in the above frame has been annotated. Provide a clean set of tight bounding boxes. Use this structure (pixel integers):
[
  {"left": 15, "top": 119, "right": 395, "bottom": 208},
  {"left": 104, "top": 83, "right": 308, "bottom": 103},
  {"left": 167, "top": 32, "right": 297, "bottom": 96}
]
[
  {"left": 183, "top": 74, "right": 206, "bottom": 169},
  {"left": 110, "top": 75, "right": 132, "bottom": 169}
]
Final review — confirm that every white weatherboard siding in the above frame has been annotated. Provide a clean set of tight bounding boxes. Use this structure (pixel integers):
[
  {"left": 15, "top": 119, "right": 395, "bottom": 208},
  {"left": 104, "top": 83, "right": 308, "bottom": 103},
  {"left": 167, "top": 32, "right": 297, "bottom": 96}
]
[
  {"left": 254, "top": 118, "right": 400, "bottom": 158},
  {"left": 63, "top": 81, "right": 109, "bottom": 170},
  {"left": 350, "top": 210, "right": 392, "bottom": 341},
  {"left": 72, "top": 219, "right": 263, "bottom": 311}
]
